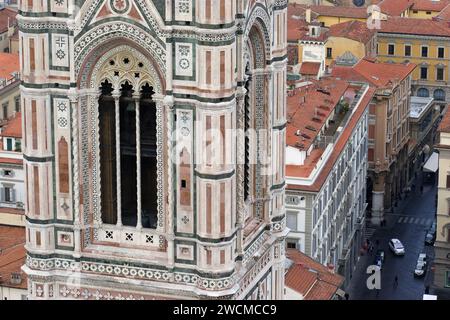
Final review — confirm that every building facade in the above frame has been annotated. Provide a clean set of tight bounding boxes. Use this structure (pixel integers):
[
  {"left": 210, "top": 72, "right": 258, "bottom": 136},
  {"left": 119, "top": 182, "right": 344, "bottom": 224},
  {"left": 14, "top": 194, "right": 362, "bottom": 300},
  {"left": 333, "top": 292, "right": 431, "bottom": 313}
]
[
  {"left": 377, "top": 17, "right": 450, "bottom": 104},
  {"left": 434, "top": 108, "right": 450, "bottom": 299},
  {"left": 332, "top": 58, "right": 415, "bottom": 222},
  {"left": 407, "top": 96, "right": 440, "bottom": 187},
  {"left": 285, "top": 78, "right": 373, "bottom": 286},
  {"left": 0, "top": 112, "right": 24, "bottom": 209},
  {"left": 19, "top": 0, "right": 288, "bottom": 300}
]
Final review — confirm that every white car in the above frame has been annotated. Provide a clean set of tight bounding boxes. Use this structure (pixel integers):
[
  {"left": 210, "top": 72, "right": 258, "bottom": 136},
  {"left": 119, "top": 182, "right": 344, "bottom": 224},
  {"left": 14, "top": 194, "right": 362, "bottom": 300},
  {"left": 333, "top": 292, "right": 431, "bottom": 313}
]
[
  {"left": 414, "top": 253, "right": 427, "bottom": 277},
  {"left": 389, "top": 239, "right": 405, "bottom": 255}
]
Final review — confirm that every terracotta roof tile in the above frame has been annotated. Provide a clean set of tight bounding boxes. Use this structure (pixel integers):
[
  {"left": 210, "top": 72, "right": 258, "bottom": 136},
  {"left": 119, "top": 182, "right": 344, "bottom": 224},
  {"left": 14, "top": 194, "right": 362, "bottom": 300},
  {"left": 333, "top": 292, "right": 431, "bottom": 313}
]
[
  {"left": 287, "top": 14, "right": 310, "bottom": 42},
  {"left": 299, "top": 62, "right": 321, "bottom": 76},
  {"left": 286, "top": 79, "right": 349, "bottom": 152},
  {"left": 434, "top": 3, "right": 450, "bottom": 21},
  {"left": 0, "top": 207, "right": 24, "bottom": 215},
  {"left": 1, "top": 112, "right": 22, "bottom": 138},
  {"left": 328, "top": 20, "right": 376, "bottom": 44},
  {"left": 332, "top": 58, "right": 416, "bottom": 88},
  {"left": 438, "top": 105, "right": 450, "bottom": 132},
  {"left": 378, "top": 0, "right": 413, "bottom": 16},
  {"left": 412, "top": 0, "right": 450, "bottom": 11},
  {"left": 379, "top": 17, "right": 450, "bottom": 37},
  {"left": 287, "top": 84, "right": 375, "bottom": 191},
  {"left": 285, "top": 249, "right": 344, "bottom": 300},
  {"left": 0, "top": 226, "right": 26, "bottom": 289},
  {"left": 0, "top": 8, "right": 17, "bottom": 34},
  {"left": 0, "top": 158, "right": 22, "bottom": 165},
  {"left": 309, "top": 5, "right": 369, "bottom": 18},
  {"left": 0, "top": 52, "right": 19, "bottom": 81}
]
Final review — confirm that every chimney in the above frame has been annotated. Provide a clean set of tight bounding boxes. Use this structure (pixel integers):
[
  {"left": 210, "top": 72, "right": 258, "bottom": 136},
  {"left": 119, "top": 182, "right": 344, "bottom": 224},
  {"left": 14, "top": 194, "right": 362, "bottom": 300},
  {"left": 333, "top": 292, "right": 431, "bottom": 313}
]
[{"left": 306, "top": 9, "right": 312, "bottom": 23}]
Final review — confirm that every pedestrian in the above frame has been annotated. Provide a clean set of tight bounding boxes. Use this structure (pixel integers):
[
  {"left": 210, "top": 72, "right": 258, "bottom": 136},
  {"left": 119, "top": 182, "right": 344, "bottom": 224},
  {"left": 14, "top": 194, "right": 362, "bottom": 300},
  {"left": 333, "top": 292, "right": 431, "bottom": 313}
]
[
  {"left": 344, "top": 293, "right": 349, "bottom": 300},
  {"left": 394, "top": 275, "right": 398, "bottom": 288}
]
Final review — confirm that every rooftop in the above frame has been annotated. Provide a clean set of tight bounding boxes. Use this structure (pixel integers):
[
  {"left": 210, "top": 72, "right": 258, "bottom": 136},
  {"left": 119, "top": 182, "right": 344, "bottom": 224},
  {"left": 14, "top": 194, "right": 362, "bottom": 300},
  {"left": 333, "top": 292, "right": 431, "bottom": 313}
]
[
  {"left": 0, "top": 52, "right": 19, "bottom": 82},
  {"left": 287, "top": 7, "right": 310, "bottom": 42},
  {"left": 1, "top": 111, "right": 22, "bottom": 138},
  {"left": 410, "top": 96, "right": 435, "bottom": 119},
  {"left": 299, "top": 62, "right": 321, "bottom": 76},
  {"left": 378, "top": 0, "right": 413, "bottom": 16},
  {"left": 328, "top": 20, "right": 376, "bottom": 44},
  {"left": 434, "top": 3, "right": 450, "bottom": 20},
  {"left": 286, "top": 82, "right": 375, "bottom": 192},
  {"left": 285, "top": 249, "right": 344, "bottom": 300},
  {"left": 308, "top": 5, "right": 369, "bottom": 19},
  {"left": 0, "top": 225, "right": 26, "bottom": 290},
  {"left": 0, "top": 7, "right": 16, "bottom": 34},
  {"left": 438, "top": 105, "right": 450, "bottom": 133},
  {"left": 379, "top": 17, "right": 450, "bottom": 37},
  {"left": 286, "top": 78, "right": 349, "bottom": 153},
  {"left": 332, "top": 58, "right": 416, "bottom": 88},
  {"left": 411, "top": 0, "right": 450, "bottom": 11}
]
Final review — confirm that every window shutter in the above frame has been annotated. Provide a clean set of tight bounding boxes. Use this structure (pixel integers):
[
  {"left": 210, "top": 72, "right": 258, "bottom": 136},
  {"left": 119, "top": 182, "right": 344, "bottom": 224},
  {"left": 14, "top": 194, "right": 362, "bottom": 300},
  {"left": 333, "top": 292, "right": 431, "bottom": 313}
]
[
  {"left": 0, "top": 187, "right": 4, "bottom": 202},
  {"left": 11, "top": 189, "right": 16, "bottom": 203}
]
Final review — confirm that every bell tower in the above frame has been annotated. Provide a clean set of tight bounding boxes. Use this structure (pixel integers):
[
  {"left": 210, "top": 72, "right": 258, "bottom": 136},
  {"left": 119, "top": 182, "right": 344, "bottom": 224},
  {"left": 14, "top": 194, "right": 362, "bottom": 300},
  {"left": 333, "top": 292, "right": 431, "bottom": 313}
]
[{"left": 20, "top": 0, "right": 288, "bottom": 300}]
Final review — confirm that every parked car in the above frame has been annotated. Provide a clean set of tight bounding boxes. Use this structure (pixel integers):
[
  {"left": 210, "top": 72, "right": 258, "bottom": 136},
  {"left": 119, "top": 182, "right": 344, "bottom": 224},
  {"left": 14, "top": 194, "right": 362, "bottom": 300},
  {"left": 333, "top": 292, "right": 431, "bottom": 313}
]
[
  {"left": 374, "top": 250, "right": 385, "bottom": 269},
  {"left": 414, "top": 253, "right": 428, "bottom": 277},
  {"left": 389, "top": 239, "right": 405, "bottom": 255},
  {"left": 425, "top": 221, "right": 437, "bottom": 245},
  {"left": 430, "top": 221, "right": 437, "bottom": 233},
  {"left": 425, "top": 230, "right": 435, "bottom": 245}
]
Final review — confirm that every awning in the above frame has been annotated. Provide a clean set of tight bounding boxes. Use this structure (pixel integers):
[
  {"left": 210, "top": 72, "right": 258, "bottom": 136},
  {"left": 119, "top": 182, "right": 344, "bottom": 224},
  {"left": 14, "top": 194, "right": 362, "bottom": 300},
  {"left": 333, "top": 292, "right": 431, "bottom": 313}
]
[{"left": 423, "top": 152, "right": 439, "bottom": 173}]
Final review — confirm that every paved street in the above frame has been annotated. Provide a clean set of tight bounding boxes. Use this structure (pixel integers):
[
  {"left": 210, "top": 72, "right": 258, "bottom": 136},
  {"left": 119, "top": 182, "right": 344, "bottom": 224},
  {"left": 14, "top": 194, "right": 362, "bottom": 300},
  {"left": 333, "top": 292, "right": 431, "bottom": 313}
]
[{"left": 345, "top": 179, "right": 437, "bottom": 300}]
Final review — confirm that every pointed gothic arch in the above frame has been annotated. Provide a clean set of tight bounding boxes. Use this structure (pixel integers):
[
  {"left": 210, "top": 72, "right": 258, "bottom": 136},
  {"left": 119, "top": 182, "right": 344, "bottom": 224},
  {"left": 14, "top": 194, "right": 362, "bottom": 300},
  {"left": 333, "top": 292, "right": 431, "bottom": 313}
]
[
  {"left": 77, "top": 41, "right": 168, "bottom": 244},
  {"left": 241, "top": 20, "right": 270, "bottom": 222}
]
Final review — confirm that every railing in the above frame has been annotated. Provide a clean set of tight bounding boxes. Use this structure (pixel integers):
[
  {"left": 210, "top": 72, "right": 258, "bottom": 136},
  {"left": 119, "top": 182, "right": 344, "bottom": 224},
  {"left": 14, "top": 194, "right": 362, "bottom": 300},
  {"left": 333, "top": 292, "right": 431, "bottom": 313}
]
[
  {"left": 0, "top": 73, "right": 20, "bottom": 91},
  {"left": 97, "top": 224, "right": 166, "bottom": 250}
]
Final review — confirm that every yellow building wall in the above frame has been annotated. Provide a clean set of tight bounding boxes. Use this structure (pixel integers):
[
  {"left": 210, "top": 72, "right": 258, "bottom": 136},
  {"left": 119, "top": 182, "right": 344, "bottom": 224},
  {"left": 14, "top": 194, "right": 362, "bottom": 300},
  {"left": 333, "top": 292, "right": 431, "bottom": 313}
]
[
  {"left": 325, "top": 37, "right": 366, "bottom": 66},
  {"left": 409, "top": 10, "right": 440, "bottom": 19},
  {"left": 298, "top": 44, "right": 303, "bottom": 65},
  {"left": 316, "top": 16, "right": 367, "bottom": 27},
  {"left": 377, "top": 36, "right": 449, "bottom": 84}
]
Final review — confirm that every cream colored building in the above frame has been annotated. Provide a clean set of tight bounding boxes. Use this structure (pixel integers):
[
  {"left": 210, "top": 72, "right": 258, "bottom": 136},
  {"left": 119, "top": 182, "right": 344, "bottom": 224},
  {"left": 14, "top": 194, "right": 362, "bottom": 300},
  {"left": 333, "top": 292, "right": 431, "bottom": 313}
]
[
  {"left": 434, "top": 107, "right": 450, "bottom": 298},
  {"left": 332, "top": 58, "right": 416, "bottom": 223}
]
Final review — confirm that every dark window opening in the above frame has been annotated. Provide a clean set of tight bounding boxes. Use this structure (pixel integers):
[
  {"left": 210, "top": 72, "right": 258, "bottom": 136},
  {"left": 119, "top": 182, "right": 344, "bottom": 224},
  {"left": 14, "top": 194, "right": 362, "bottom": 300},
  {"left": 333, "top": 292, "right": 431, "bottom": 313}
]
[
  {"left": 244, "top": 63, "right": 252, "bottom": 203},
  {"left": 438, "top": 47, "right": 445, "bottom": 58},
  {"left": 99, "top": 79, "right": 117, "bottom": 225},
  {"left": 422, "top": 46, "right": 428, "bottom": 57},
  {"left": 404, "top": 45, "right": 411, "bottom": 57},
  {"left": 388, "top": 44, "right": 395, "bottom": 55},
  {"left": 139, "top": 83, "right": 157, "bottom": 229},
  {"left": 98, "top": 80, "right": 158, "bottom": 229},
  {"left": 287, "top": 242, "right": 297, "bottom": 249},
  {"left": 120, "top": 81, "right": 138, "bottom": 227},
  {"left": 437, "top": 68, "right": 444, "bottom": 81},
  {"left": 420, "top": 67, "right": 428, "bottom": 80}
]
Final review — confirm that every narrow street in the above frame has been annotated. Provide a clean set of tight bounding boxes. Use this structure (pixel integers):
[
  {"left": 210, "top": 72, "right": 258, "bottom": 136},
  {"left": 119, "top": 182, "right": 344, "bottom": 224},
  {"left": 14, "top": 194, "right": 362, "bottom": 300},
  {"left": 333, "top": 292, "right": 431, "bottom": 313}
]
[{"left": 345, "top": 177, "right": 437, "bottom": 300}]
